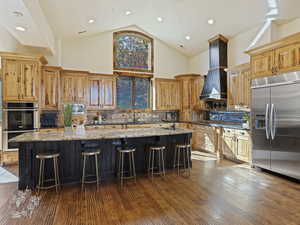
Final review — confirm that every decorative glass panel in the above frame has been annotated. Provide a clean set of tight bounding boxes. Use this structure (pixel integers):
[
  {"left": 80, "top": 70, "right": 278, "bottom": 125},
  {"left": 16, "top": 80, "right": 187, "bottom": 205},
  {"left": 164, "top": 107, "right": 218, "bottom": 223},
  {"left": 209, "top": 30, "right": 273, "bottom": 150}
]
[
  {"left": 117, "top": 76, "right": 133, "bottom": 109},
  {"left": 134, "top": 77, "right": 149, "bottom": 109},
  {"left": 114, "top": 31, "right": 153, "bottom": 72}
]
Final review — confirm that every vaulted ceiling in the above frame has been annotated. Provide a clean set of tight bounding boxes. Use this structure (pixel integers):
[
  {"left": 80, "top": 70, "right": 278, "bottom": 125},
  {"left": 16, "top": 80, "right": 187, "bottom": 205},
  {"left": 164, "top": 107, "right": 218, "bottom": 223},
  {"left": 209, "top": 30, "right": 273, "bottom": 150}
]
[{"left": 1, "top": 0, "right": 300, "bottom": 56}]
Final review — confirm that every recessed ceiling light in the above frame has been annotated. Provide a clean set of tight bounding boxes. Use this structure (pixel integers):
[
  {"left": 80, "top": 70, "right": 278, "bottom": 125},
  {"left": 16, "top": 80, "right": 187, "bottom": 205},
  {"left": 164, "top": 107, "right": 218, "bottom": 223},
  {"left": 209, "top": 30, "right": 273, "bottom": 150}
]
[
  {"left": 12, "top": 11, "right": 23, "bottom": 17},
  {"left": 157, "top": 17, "right": 163, "bottom": 22},
  {"left": 15, "top": 26, "right": 26, "bottom": 32},
  {"left": 185, "top": 36, "right": 191, "bottom": 40},
  {"left": 88, "top": 19, "right": 95, "bottom": 24},
  {"left": 125, "top": 11, "right": 132, "bottom": 16},
  {"left": 207, "top": 19, "right": 215, "bottom": 25}
]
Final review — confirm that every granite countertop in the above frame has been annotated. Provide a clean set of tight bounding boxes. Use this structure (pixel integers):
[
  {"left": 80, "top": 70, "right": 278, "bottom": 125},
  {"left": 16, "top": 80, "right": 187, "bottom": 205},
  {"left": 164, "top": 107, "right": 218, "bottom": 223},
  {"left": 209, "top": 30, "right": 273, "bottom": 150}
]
[
  {"left": 9, "top": 127, "right": 193, "bottom": 143},
  {"left": 187, "top": 121, "right": 250, "bottom": 130}
]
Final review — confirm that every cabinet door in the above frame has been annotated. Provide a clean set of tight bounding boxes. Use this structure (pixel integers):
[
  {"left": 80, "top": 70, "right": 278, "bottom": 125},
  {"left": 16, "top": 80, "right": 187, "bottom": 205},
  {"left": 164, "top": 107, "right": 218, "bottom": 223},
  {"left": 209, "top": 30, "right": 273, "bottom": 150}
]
[
  {"left": 181, "top": 79, "right": 191, "bottom": 110},
  {"left": 191, "top": 77, "right": 206, "bottom": 110},
  {"left": 20, "top": 61, "right": 39, "bottom": 101},
  {"left": 170, "top": 81, "right": 181, "bottom": 110},
  {"left": 251, "top": 51, "right": 274, "bottom": 78},
  {"left": 274, "top": 44, "right": 300, "bottom": 74},
  {"left": 101, "top": 77, "right": 116, "bottom": 109},
  {"left": 88, "top": 79, "right": 101, "bottom": 108},
  {"left": 223, "top": 135, "right": 236, "bottom": 159},
  {"left": 155, "top": 79, "right": 180, "bottom": 110},
  {"left": 42, "top": 68, "right": 60, "bottom": 109},
  {"left": 227, "top": 73, "right": 239, "bottom": 109},
  {"left": 236, "top": 136, "right": 250, "bottom": 162},
  {"left": 3, "top": 59, "right": 21, "bottom": 101},
  {"left": 73, "top": 75, "right": 87, "bottom": 103},
  {"left": 61, "top": 75, "right": 74, "bottom": 103}
]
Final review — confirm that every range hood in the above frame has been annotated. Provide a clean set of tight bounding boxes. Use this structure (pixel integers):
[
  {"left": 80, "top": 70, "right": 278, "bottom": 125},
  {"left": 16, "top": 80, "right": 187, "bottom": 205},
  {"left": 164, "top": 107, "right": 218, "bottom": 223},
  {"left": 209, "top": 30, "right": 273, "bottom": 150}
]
[{"left": 200, "top": 34, "right": 228, "bottom": 101}]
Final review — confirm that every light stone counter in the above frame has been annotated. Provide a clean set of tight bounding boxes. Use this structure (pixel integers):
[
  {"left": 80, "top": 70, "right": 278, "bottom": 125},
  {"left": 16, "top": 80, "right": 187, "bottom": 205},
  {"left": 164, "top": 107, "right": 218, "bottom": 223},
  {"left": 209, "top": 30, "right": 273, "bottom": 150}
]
[{"left": 9, "top": 127, "right": 193, "bottom": 143}]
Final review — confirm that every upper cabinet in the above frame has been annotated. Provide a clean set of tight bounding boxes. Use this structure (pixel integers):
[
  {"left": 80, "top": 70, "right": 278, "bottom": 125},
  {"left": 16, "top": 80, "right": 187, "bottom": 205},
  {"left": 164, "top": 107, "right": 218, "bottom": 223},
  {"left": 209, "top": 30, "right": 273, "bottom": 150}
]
[
  {"left": 227, "top": 63, "right": 251, "bottom": 111},
  {"left": 61, "top": 70, "right": 88, "bottom": 104},
  {"left": 88, "top": 74, "right": 116, "bottom": 110},
  {"left": 175, "top": 74, "right": 206, "bottom": 121},
  {"left": 1, "top": 53, "right": 46, "bottom": 102},
  {"left": 246, "top": 32, "right": 300, "bottom": 78},
  {"left": 155, "top": 78, "right": 181, "bottom": 110},
  {"left": 41, "top": 66, "right": 61, "bottom": 110}
]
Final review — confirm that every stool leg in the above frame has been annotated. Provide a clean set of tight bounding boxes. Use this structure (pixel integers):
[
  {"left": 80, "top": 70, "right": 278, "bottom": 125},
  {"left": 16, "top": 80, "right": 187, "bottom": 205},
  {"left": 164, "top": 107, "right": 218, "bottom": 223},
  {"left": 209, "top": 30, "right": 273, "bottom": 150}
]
[
  {"left": 95, "top": 154, "right": 100, "bottom": 189},
  {"left": 53, "top": 158, "right": 59, "bottom": 193},
  {"left": 120, "top": 152, "right": 124, "bottom": 188},
  {"left": 173, "top": 147, "right": 177, "bottom": 170},
  {"left": 158, "top": 149, "right": 162, "bottom": 176},
  {"left": 161, "top": 149, "right": 166, "bottom": 177},
  {"left": 129, "top": 152, "right": 132, "bottom": 178},
  {"left": 177, "top": 148, "right": 181, "bottom": 176},
  {"left": 55, "top": 158, "right": 60, "bottom": 188},
  {"left": 131, "top": 152, "right": 136, "bottom": 183},
  {"left": 187, "top": 146, "right": 191, "bottom": 176},
  {"left": 82, "top": 155, "right": 87, "bottom": 190},
  {"left": 118, "top": 151, "right": 121, "bottom": 179},
  {"left": 37, "top": 158, "right": 44, "bottom": 193},
  {"left": 148, "top": 149, "right": 152, "bottom": 174},
  {"left": 151, "top": 150, "right": 155, "bottom": 180},
  {"left": 183, "top": 148, "right": 186, "bottom": 172}
]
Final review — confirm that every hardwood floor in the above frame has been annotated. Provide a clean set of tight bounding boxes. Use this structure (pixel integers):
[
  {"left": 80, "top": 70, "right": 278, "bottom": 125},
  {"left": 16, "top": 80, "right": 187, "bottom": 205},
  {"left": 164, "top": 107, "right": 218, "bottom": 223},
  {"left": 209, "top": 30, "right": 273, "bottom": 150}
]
[{"left": 0, "top": 159, "right": 299, "bottom": 225}]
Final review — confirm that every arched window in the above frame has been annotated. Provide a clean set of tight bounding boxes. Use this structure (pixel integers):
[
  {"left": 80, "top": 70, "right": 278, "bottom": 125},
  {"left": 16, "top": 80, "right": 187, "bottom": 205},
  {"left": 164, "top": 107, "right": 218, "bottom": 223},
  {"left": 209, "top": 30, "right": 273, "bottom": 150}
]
[{"left": 113, "top": 31, "right": 153, "bottom": 73}]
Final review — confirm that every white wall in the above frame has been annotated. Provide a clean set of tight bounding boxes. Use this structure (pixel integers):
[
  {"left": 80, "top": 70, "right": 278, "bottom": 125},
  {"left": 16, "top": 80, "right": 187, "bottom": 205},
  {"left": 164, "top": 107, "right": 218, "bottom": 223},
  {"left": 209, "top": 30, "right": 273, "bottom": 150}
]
[
  {"left": 61, "top": 26, "right": 188, "bottom": 78},
  {"left": 0, "top": 24, "right": 26, "bottom": 53}
]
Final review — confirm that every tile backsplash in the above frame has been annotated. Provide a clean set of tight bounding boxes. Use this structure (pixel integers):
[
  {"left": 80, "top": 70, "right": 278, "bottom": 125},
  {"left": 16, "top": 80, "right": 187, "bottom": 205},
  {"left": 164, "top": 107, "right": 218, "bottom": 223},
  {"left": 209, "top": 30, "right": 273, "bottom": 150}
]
[
  {"left": 86, "top": 111, "right": 179, "bottom": 124},
  {"left": 208, "top": 111, "right": 249, "bottom": 123}
]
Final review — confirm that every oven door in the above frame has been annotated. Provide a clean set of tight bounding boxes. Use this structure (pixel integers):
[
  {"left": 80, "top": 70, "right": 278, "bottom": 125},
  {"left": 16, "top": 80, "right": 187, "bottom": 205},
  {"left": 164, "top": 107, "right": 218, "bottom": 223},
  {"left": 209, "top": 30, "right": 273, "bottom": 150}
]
[{"left": 7, "top": 109, "right": 34, "bottom": 131}]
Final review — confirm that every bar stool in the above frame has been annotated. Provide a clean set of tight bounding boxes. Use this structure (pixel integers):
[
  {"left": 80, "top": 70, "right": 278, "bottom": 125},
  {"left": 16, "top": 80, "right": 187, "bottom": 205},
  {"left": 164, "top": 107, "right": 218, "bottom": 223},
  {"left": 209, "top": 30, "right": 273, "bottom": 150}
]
[
  {"left": 173, "top": 144, "right": 191, "bottom": 176},
  {"left": 148, "top": 146, "right": 166, "bottom": 179},
  {"left": 81, "top": 151, "right": 101, "bottom": 190},
  {"left": 36, "top": 153, "right": 60, "bottom": 193},
  {"left": 117, "top": 148, "right": 136, "bottom": 188}
]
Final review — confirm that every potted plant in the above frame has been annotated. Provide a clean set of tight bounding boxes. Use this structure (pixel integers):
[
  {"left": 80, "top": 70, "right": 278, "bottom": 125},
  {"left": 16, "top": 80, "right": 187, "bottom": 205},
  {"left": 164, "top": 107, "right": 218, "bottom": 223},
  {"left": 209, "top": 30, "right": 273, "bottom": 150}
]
[
  {"left": 243, "top": 113, "right": 250, "bottom": 129},
  {"left": 64, "top": 104, "right": 73, "bottom": 135}
]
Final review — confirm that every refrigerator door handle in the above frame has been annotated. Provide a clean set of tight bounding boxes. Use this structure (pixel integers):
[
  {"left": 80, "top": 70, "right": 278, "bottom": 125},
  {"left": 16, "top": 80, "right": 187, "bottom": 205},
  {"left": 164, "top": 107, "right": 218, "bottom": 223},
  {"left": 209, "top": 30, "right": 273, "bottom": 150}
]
[
  {"left": 272, "top": 104, "right": 277, "bottom": 140},
  {"left": 265, "top": 104, "right": 270, "bottom": 140},
  {"left": 270, "top": 104, "right": 275, "bottom": 140}
]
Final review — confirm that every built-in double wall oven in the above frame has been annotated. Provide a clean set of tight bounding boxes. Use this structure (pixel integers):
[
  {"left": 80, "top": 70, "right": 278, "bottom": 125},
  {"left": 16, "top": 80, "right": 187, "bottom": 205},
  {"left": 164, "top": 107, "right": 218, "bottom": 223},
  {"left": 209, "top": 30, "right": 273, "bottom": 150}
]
[{"left": 3, "top": 103, "right": 39, "bottom": 151}]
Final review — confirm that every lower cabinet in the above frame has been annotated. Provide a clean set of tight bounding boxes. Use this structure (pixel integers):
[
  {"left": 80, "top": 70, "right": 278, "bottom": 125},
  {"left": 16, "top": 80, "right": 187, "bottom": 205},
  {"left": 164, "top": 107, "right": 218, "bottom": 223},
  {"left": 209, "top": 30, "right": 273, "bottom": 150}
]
[
  {"left": 222, "top": 128, "right": 251, "bottom": 163},
  {"left": 189, "top": 124, "right": 221, "bottom": 155}
]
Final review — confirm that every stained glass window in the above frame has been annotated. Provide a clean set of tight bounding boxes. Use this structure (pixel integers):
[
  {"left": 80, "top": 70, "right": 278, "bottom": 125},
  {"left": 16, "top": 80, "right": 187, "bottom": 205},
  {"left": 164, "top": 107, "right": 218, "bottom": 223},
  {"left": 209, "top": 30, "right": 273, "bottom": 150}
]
[{"left": 113, "top": 31, "right": 153, "bottom": 72}]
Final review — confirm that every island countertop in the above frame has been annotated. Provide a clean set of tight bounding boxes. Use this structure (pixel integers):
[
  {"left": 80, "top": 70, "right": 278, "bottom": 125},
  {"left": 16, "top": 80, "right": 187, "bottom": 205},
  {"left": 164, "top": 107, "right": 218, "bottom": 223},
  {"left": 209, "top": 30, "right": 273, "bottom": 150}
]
[{"left": 9, "top": 127, "right": 193, "bottom": 143}]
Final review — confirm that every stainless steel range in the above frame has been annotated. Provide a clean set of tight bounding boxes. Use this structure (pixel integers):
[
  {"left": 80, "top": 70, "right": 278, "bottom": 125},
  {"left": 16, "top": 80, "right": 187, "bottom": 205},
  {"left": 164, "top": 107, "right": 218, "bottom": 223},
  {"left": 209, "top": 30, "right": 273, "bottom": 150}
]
[
  {"left": 251, "top": 71, "right": 300, "bottom": 180},
  {"left": 2, "top": 102, "right": 39, "bottom": 151}
]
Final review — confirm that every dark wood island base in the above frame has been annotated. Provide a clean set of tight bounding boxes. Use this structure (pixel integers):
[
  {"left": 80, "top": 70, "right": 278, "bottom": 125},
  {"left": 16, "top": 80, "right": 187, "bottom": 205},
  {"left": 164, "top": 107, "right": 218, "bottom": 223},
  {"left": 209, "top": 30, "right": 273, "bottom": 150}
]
[{"left": 18, "top": 133, "right": 192, "bottom": 190}]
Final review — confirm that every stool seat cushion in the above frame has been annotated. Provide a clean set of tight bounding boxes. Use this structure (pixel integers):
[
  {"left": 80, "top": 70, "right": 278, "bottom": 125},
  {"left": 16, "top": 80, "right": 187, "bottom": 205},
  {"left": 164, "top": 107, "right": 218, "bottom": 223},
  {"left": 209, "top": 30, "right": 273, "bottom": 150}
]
[
  {"left": 36, "top": 153, "right": 60, "bottom": 159},
  {"left": 149, "top": 146, "right": 166, "bottom": 151},
  {"left": 176, "top": 144, "right": 191, "bottom": 148},
  {"left": 82, "top": 151, "right": 101, "bottom": 156},
  {"left": 117, "top": 148, "right": 136, "bottom": 153}
]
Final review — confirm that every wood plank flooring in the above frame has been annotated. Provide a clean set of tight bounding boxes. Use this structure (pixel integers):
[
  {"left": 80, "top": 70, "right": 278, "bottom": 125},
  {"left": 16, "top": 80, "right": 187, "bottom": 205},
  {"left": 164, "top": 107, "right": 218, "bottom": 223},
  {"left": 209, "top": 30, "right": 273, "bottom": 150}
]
[{"left": 0, "top": 159, "right": 299, "bottom": 225}]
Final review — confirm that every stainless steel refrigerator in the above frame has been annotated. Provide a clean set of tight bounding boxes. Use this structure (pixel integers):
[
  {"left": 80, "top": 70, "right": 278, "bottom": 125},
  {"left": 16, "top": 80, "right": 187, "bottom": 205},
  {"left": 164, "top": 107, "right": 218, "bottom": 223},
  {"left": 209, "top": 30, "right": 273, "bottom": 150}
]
[{"left": 251, "top": 71, "right": 300, "bottom": 180}]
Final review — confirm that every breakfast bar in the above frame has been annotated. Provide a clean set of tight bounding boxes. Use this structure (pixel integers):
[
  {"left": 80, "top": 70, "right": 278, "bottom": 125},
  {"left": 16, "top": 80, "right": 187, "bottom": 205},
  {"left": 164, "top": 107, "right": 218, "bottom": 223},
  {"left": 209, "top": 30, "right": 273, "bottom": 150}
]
[{"left": 10, "top": 127, "right": 193, "bottom": 190}]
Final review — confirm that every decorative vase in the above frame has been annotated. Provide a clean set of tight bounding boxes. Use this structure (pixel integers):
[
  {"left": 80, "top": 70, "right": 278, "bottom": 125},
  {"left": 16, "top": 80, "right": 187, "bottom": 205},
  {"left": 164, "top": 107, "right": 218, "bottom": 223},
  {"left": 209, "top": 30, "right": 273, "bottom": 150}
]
[{"left": 64, "top": 126, "right": 73, "bottom": 136}]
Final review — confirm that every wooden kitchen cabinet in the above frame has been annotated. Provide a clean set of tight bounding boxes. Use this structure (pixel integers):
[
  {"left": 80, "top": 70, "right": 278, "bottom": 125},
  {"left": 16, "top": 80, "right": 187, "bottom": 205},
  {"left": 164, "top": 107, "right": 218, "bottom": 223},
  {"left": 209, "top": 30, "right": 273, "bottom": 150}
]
[
  {"left": 189, "top": 124, "right": 220, "bottom": 155},
  {"left": 155, "top": 78, "right": 181, "bottom": 110},
  {"left": 1, "top": 53, "right": 45, "bottom": 102},
  {"left": 175, "top": 74, "right": 206, "bottom": 121},
  {"left": 250, "top": 51, "right": 274, "bottom": 78},
  {"left": 246, "top": 32, "right": 300, "bottom": 78},
  {"left": 61, "top": 70, "right": 88, "bottom": 104},
  {"left": 88, "top": 74, "right": 116, "bottom": 110},
  {"left": 41, "top": 66, "right": 61, "bottom": 110},
  {"left": 221, "top": 128, "right": 251, "bottom": 163},
  {"left": 227, "top": 63, "right": 251, "bottom": 110}
]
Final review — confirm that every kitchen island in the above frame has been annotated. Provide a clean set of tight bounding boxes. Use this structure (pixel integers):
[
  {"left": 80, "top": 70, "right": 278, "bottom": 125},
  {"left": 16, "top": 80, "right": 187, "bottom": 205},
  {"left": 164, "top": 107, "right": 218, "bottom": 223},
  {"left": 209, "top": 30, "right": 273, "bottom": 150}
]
[{"left": 10, "top": 127, "right": 193, "bottom": 190}]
